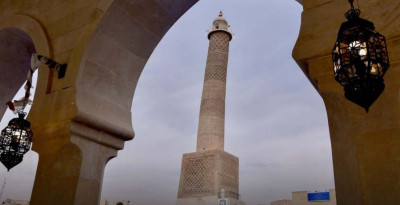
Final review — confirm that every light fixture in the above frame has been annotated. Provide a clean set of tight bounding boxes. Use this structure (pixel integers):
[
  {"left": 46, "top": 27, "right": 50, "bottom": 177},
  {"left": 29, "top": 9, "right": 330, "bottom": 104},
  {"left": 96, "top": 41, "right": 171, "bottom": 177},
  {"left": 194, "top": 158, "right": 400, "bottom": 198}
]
[
  {"left": 332, "top": 0, "right": 389, "bottom": 112},
  {"left": 0, "top": 54, "right": 67, "bottom": 171},
  {"left": 0, "top": 112, "right": 33, "bottom": 171}
]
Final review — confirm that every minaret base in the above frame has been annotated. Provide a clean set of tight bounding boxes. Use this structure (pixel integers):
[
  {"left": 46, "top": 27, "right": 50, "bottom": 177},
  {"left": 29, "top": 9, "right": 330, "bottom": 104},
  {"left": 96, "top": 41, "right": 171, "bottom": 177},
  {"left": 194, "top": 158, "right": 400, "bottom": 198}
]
[
  {"left": 176, "top": 150, "right": 240, "bottom": 205},
  {"left": 176, "top": 196, "right": 245, "bottom": 205}
]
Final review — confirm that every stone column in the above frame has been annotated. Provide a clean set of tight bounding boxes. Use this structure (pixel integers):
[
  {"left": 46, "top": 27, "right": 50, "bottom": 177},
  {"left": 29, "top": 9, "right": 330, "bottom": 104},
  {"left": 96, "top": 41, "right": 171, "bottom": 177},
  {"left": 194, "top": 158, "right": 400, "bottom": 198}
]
[
  {"left": 29, "top": 121, "right": 122, "bottom": 205},
  {"left": 293, "top": 1, "right": 400, "bottom": 204}
]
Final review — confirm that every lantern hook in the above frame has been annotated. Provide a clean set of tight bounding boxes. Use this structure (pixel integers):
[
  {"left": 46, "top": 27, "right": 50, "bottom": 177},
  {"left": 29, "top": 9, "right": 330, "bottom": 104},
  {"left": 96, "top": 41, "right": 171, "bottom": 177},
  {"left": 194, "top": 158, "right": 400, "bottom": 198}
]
[
  {"left": 17, "top": 111, "right": 27, "bottom": 119},
  {"left": 348, "top": 0, "right": 354, "bottom": 9},
  {"left": 345, "top": 1, "right": 360, "bottom": 21}
]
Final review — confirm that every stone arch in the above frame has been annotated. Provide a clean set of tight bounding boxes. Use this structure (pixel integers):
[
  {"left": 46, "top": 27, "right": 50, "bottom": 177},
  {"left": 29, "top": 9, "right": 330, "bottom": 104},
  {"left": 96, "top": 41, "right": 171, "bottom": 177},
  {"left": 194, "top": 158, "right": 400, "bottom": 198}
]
[
  {"left": 293, "top": 1, "right": 400, "bottom": 204},
  {"left": 0, "top": 28, "right": 34, "bottom": 118},
  {"left": 14, "top": 1, "right": 200, "bottom": 204},
  {"left": 0, "top": 15, "right": 50, "bottom": 121},
  {"left": 72, "top": 0, "right": 198, "bottom": 140}
]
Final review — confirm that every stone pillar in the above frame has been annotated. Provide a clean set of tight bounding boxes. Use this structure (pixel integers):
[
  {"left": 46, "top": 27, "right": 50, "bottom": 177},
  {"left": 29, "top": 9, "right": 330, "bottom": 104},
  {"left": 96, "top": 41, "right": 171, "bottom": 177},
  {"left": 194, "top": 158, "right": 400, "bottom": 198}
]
[
  {"left": 29, "top": 122, "right": 122, "bottom": 205},
  {"left": 293, "top": 1, "right": 400, "bottom": 204}
]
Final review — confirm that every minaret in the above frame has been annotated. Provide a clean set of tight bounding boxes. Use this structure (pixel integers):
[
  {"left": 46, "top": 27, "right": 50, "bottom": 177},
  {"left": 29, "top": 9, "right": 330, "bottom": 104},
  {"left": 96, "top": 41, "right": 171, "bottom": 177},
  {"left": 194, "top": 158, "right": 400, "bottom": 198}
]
[
  {"left": 177, "top": 12, "right": 241, "bottom": 205},
  {"left": 196, "top": 11, "right": 232, "bottom": 152}
]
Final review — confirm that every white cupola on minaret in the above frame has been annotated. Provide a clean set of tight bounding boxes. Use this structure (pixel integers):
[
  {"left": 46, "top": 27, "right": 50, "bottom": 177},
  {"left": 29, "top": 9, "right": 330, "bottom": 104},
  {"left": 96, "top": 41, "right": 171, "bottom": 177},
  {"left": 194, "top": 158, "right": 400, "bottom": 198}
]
[{"left": 207, "top": 11, "right": 232, "bottom": 40}]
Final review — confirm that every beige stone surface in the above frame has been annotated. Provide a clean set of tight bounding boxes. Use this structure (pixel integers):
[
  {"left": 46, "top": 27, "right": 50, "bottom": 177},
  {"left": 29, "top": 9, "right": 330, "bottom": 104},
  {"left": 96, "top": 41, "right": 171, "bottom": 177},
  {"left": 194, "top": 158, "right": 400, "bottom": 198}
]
[
  {"left": 177, "top": 196, "right": 245, "bottom": 205},
  {"left": 177, "top": 150, "right": 239, "bottom": 199},
  {"left": 177, "top": 196, "right": 219, "bottom": 205},
  {"left": 293, "top": 1, "right": 400, "bottom": 204},
  {"left": 270, "top": 200, "right": 293, "bottom": 205}
]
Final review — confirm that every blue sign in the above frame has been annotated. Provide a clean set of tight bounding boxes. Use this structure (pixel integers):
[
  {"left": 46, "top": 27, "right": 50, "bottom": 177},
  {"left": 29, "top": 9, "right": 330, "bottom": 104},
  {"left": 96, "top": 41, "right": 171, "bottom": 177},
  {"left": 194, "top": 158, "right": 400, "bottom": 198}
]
[{"left": 308, "top": 192, "right": 330, "bottom": 201}]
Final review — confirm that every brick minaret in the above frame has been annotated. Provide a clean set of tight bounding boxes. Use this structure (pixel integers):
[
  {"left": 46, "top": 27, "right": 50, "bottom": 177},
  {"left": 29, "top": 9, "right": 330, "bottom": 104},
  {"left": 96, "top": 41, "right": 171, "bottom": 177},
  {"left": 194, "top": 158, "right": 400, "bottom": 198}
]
[
  {"left": 196, "top": 11, "right": 232, "bottom": 152},
  {"left": 177, "top": 12, "right": 241, "bottom": 205}
]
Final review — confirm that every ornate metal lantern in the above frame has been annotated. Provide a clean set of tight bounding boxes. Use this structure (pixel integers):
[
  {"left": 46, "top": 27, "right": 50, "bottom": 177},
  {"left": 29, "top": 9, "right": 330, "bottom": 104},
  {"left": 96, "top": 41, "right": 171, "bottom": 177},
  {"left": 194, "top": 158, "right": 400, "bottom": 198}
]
[
  {"left": 0, "top": 112, "right": 33, "bottom": 171},
  {"left": 0, "top": 53, "right": 66, "bottom": 171},
  {"left": 332, "top": 0, "right": 389, "bottom": 112}
]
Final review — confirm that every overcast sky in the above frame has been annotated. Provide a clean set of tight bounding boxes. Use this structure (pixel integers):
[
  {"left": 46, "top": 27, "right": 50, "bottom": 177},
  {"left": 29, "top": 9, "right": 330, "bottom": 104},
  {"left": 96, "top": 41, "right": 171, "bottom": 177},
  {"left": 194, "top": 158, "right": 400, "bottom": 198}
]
[{"left": 0, "top": 1, "right": 335, "bottom": 205}]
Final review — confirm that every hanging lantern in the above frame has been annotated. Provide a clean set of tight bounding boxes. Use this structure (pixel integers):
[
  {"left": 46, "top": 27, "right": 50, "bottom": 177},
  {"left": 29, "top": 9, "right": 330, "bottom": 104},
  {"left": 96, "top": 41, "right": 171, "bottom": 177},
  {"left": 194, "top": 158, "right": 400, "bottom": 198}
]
[
  {"left": 0, "top": 53, "right": 66, "bottom": 171},
  {"left": 0, "top": 112, "right": 33, "bottom": 171},
  {"left": 332, "top": 0, "right": 389, "bottom": 112}
]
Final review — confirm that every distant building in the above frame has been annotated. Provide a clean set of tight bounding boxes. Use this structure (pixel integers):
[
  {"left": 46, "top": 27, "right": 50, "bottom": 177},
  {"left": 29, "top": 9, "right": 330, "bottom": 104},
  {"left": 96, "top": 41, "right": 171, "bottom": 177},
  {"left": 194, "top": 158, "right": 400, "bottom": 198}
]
[
  {"left": 2, "top": 198, "right": 29, "bottom": 205},
  {"left": 100, "top": 199, "right": 130, "bottom": 205},
  {"left": 114, "top": 200, "right": 130, "bottom": 205},
  {"left": 269, "top": 199, "right": 293, "bottom": 205},
  {"left": 100, "top": 200, "right": 109, "bottom": 205},
  {"left": 269, "top": 189, "right": 336, "bottom": 205}
]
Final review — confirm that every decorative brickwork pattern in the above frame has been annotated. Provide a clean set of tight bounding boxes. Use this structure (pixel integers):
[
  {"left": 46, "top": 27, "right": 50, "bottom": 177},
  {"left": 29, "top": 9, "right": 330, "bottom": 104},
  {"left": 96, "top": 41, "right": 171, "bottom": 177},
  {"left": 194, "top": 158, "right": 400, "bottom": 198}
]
[
  {"left": 209, "top": 32, "right": 230, "bottom": 52},
  {"left": 205, "top": 64, "right": 227, "bottom": 81},
  {"left": 207, "top": 52, "right": 228, "bottom": 64},
  {"left": 220, "top": 154, "right": 239, "bottom": 192},
  {"left": 200, "top": 99, "right": 225, "bottom": 117},
  {"left": 182, "top": 156, "right": 215, "bottom": 195},
  {"left": 197, "top": 22, "right": 229, "bottom": 153}
]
